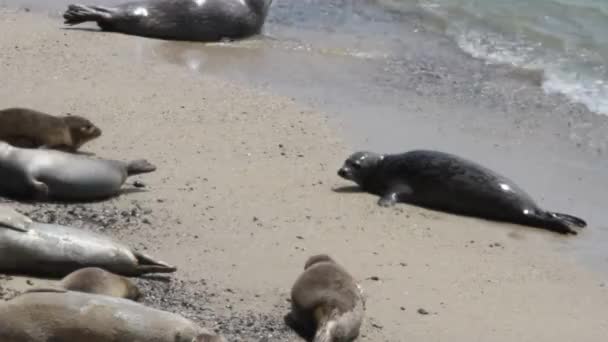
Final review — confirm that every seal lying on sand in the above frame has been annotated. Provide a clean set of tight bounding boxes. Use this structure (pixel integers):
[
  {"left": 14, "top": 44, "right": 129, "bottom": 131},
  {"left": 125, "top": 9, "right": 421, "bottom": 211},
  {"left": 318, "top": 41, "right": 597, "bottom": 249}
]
[
  {"left": 337, "top": 150, "right": 587, "bottom": 235},
  {"left": 59, "top": 267, "right": 142, "bottom": 300},
  {"left": 0, "top": 206, "right": 176, "bottom": 277},
  {"left": 63, "top": 0, "right": 274, "bottom": 42},
  {"left": 0, "top": 290, "right": 225, "bottom": 342},
  {"left": 286, "top": 254, "right": 365, "bottom": 342},
  {"left": 0, "top": 141, "right": 155, "bottom": 201},
  {"left": 0, "top": 107, "right": 102, "bottom": 152}
]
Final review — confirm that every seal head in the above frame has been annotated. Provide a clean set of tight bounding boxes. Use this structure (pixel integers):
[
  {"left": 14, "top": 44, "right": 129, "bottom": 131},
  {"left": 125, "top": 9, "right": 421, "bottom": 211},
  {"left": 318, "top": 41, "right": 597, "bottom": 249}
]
[
  {"left": 337, "top": 151, "right": 383, "bottom": 185},
  {"left": 64, "top": 115, "right": 102, "bottom": 150}
]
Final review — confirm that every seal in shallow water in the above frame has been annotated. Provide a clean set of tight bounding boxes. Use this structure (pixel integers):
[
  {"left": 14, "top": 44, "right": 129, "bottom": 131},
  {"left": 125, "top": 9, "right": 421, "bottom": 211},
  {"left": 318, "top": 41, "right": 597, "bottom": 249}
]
[
  {"left": 286, "top": 254, "right": 365, "bottom": 342},
  {"left": 337, "top": 150, "right": 587, "bottom": 235},
  {"left": 0, "top": 206, "right": 176, "bottom": 277},
  {"left": 63, "top": 0, "right": 274, "bottom": 42},
  {"left": 0, "top": 290, "right": 225, "bottom": 342},
  {"left": 0, "top": 141, "right": 155, "bottom": 201},
  {"left": 0, "top": 107, "right": 102, "bottom": 152}
]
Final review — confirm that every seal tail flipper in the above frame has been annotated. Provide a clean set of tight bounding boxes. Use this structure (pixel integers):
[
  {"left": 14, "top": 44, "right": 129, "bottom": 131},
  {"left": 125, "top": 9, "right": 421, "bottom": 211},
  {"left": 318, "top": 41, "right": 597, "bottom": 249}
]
[
  {"left": 523, "top": 211, "right": 586, "bottom": 235},
  {"left": 63, "top": 4, "right": 116, "bottom": 26},
  {"left": 126, "top": 159, "right": 157, "bottom": 176},
  {"left": 133, "top": 251, "right": 177, "bottom": 274}
]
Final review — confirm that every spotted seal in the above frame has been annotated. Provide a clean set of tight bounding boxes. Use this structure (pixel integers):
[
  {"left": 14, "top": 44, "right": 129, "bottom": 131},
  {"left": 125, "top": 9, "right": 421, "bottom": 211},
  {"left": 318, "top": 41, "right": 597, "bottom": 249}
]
[
  {"left": 0, "top": 141, "right": 155, "bottom": 201},
  {"left": 0, "top": 206, "right": 176, "bottom": 277},
  {"left": 286, "top": 254, "right": 365, "bottom": 342},
  {"left": 63, "top": 0, "right": 273, "bottom": 42},
  {"left": 0, "top": 290, "right": 225, "bottom": 342},
  {"left": 337, "top": 150, "right": 587, "bottom": 235}
]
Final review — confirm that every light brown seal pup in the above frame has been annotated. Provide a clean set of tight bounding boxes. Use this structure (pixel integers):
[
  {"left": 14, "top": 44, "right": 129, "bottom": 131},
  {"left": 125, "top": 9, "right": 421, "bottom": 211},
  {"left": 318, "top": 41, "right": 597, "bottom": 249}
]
[
  {"left": 0, "top": 206, "right": 176, "bottom": 277},
  {"left": 63, "top": 0, "right": 274, "bottom": 42},
  {"left": 59, "top": 267, "right": 142, "bottom": 300},
  {"left": 0, "top": 290, "right": 226, "bottom": 342},
  {"left": 338, "top": 150, "right": 587, "bottom": 235},
  {"left": 286, "top": 254, "right": 365, "bottom": 342},
  {"left": 0, "top": 107, "right": 101, "bottom": 152},
  {"left": 0, "top": 141, "right": 156, "bottom": 201}
]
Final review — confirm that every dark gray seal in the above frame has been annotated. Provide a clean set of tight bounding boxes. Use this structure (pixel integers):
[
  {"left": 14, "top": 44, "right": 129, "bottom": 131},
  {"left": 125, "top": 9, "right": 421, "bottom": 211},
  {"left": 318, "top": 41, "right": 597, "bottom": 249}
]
[
  {"left": 63, "top": 0, "right": 273, "bottom": 42},
  {"left": 286, "top": 254, "right": 365, "bottom": 342},
  {"left": 0, "top": 290, "right": 226, "bottom": 342},
  {"left": 0, "top": 206, "right": 176, "bottom": 277},
  {"left": 337, "top": 150, "right": 587, "bottom": 235},
  {"left": 0, "top": 141, "right": 155, "bottom": 201}
]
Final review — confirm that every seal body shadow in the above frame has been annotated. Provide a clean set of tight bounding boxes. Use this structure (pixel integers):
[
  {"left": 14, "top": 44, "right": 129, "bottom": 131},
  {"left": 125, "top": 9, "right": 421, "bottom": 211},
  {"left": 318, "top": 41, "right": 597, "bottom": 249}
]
[
  {"left": 63, "top": 0, "right": 274, "bottom": 42},
  {"left": 287, "top": 254, "right": 365, "bottom": 342},
  {"left": 0, "top": 290, "right": 225, "bottom": 342},
  {"left": 337, "top": 150, "right": 587, "bottom": 235}
]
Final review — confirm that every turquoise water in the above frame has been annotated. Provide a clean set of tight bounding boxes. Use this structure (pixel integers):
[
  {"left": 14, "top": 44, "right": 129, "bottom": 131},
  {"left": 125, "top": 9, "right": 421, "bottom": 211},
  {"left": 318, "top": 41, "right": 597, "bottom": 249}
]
[{"left": 378, "top": 0, "right": 608, "bottom": 114}]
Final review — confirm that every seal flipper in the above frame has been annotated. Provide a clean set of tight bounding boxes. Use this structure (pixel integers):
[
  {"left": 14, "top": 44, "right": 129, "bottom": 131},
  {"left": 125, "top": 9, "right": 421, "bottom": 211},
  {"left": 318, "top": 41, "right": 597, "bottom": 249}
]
[
  {"left": 0, "top": 206, "right": 32, "bottom": 232},
  {"left": 126, "top": 159, "right": 156, "bottom": 176},
  {"left": 522, "top": 210, "right": 586, "bottom": 235},
  {"left": 133, "top": 251, "right": 177, "bottom": 275},
  {"left": 377, "top": 184, "right": 413, "bottom": 207},
  {"left": 63, "top": 4, "right": 119, "bottom": 28}
]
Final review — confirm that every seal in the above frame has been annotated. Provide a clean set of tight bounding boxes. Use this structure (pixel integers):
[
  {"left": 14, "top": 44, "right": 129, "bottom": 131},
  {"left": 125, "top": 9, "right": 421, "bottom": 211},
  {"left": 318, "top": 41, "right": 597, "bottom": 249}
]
[
  {"left": 286, "top": 254, "right": 365, "bottom": 342},
  {"left": 59, "top": 267, "right": 142, "bottom": 300},
  {"left": 0, "top": 290, "right": 226, "bottom": 342},
  {"left": 0, "top": 205, "right": 32, "bottom": 233},
  {"left": 0, "top": 207, "right": 176, "bottom": 277},
  {"left": 63, "top": 0, "right": 274, "bottom": 42},
  {"left": 0, "top": 141, "right": 156, "bottom": 201},
  {"left": 337, "top": 150, "right": 587, "bottom": 235},
  {"left": 0, "top": 107, "right": 102, "bottom": 152}
]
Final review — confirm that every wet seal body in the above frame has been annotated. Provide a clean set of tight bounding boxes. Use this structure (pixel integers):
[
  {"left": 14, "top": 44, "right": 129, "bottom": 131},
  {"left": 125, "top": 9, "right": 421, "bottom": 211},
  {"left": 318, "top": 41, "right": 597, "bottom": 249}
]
[
  {"left": 0, "top": 290, "right": 225, "bottom": 342},
  {"left": 0, "top": 208, "right": 176, "bottom": 277},
  {"left": 64, "top": 0, "right": 274, "bottom": 42},
  {"left": 286, "top": 254, "right": 365, "bottom": 342},
  {"left": 59, "top": 267, "right": 142, "bottom": 300},
  {"left": 338, "top": 150, "right": 587, "bottom": 235},
  {"left": 0, "top": 141, "right": 155, "bottom": 201},
  {"left": 0, "top": 107, "right": 102, "bottom": 152}
]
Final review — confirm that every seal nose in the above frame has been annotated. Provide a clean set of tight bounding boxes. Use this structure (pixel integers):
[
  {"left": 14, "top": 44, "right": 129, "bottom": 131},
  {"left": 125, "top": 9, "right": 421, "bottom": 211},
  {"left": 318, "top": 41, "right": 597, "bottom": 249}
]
[{"left": 337, "top": 168, "right": 348, "bottom": 178}]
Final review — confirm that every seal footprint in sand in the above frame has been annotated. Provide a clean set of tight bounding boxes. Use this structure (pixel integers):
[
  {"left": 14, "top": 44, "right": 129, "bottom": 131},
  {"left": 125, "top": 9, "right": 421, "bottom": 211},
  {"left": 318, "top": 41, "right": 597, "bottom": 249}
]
[
  {"left": 0, "top": 141, "right": 155, "bottom": 201},
  {"left": 286, "top": 254, "right": 365, "bottom": 342},
  {"left": 0, "top": 205, "right": 176, "bottom": 277},
  {"left": 63, "top": 0, "right": 274, "bottom": 42},
  {"left": 337, "top": 149, "right": 587, "bottom": 235}
]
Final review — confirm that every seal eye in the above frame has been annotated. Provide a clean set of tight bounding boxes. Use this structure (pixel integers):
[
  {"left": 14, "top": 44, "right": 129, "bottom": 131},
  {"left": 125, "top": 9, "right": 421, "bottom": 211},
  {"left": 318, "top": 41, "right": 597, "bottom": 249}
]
[{"left": 352, "top": 163, "right": 362, "bottom": 170}]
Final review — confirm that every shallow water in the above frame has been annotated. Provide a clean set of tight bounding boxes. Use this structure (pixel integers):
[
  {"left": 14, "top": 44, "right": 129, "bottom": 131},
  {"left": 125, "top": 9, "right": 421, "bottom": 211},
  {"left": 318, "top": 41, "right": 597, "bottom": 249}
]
[{"left": 3, "top": 0, "right": 607, "bottom": 274}]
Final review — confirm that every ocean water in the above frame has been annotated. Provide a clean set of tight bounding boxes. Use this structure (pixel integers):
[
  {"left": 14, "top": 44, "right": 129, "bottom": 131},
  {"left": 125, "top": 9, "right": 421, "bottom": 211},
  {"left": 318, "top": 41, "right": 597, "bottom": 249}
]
[{"left": 377, "top": 0, "right": 608, "bottom": 115}]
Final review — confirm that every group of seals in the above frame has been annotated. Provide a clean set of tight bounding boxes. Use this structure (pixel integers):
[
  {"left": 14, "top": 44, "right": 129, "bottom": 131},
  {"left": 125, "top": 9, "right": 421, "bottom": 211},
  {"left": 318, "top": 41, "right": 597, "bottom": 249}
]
[
  {"left": 338, "top": 149, "right": 587, "bottom": 235},
  {"left": 63, "top": 0, "right": 274, "bottom": 42},
  {"left": 0, "top": 107, "right": 101, "bottom": 152},
  {"left": 0, "top": 290, "right": 225, "bottom": 342}
]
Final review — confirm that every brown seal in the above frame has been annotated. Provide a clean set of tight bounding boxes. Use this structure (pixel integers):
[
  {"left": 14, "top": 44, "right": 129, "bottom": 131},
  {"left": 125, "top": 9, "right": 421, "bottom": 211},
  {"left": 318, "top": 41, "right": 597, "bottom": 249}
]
[
  {"left": 0, "top": 107, "right": 101, "bottom": 152},
  {"left": 286, "top": 254, "right": 365, "bottom": 342},
  {"left": 59, "top": 267, "right": 142, "bottom": 300}
]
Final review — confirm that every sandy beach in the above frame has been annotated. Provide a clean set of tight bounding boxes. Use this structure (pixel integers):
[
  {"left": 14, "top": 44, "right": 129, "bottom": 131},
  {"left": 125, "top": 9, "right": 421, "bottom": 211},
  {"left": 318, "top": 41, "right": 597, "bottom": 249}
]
[{"left": 1, "top": 6, "right": 608, "bottom": 342}]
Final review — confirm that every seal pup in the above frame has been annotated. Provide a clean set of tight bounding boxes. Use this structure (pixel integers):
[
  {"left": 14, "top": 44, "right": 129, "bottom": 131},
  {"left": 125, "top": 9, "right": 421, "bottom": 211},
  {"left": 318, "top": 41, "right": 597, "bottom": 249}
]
[
  {"left": 0, "top": 107, "right": 102, "bottom": 152},
  {"left": 0, "top": 141, "right": 155, "bottom": 201},
  {"left": 63, "top": 0, "right": 274, "bottom": 42},
  {"left": 0, "top": 290, "right": 226, "bottom": 342},
  {"left": 0, "top": 209, "right": 176, "bottom": 277},
  {"left": 58, "top": 267, "right": 142, "bottom": 300},
  {"left": 286, "top": 254, "right": 365, "bottom": 342},
  {"left": 337, "top": 150, "right": 587, "bottom": 235}
]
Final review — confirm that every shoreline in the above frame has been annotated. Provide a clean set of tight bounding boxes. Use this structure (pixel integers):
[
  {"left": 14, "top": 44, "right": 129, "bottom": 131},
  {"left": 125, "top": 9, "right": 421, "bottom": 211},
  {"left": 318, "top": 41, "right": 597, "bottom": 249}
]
[{"left": 1, "top": 8, "right": 608, "bottom": 342}]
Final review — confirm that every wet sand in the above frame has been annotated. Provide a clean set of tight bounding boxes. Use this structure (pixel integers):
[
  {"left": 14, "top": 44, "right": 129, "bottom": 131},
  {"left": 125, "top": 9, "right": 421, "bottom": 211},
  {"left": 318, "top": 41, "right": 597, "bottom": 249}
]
[{"left": 1, "top": 7, "right": 608, "bottom": 342}]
